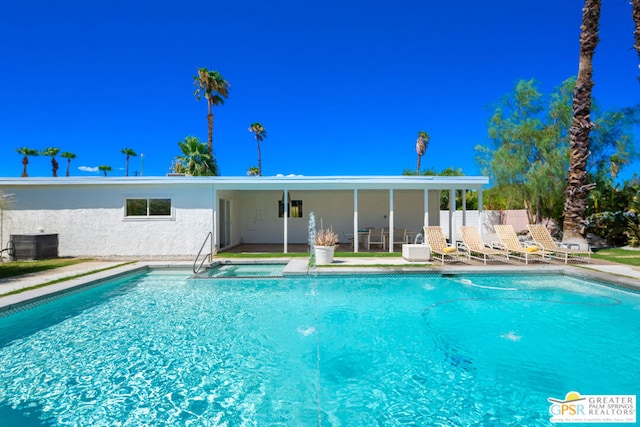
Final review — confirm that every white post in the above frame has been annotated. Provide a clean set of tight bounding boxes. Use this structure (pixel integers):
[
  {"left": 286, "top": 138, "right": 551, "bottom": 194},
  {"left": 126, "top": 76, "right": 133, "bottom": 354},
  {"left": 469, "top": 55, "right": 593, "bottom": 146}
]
[
  {"left": 354, "top": 189, "right": 359, "bottom": 252},
  {"left": 449, "top": 189, "right": 455, "bottom": 243},
  {"left": 462, "top": 190, "right": 467, "bottom": 226},
  {"left": 283, "top": 189, "right": 288, "bottom": 253},
  {"left": 423, "top": 189, "right": 429, "bottom": 228},
  {"left": 478, "top": 188, "right": 484, "bottom": 238},
  {"left": 212, "top": 187, "right": 218, "bottom": 254},
  {"left": 389, "top": 189, "right": 394, "bottom": 253}
]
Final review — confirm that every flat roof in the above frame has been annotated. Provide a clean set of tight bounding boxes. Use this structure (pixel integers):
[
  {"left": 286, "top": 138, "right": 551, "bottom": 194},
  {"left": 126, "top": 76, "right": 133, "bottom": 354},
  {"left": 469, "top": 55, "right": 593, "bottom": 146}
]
[{"left": 0, "top": 175, "right": 489, "bottom": 191}]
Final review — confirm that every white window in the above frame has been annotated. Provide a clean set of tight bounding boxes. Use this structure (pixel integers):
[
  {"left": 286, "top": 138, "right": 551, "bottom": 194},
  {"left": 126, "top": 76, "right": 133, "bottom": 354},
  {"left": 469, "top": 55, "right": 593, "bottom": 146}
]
[{"left": 125, "top": 198, "right": 172, "bottom": 218}]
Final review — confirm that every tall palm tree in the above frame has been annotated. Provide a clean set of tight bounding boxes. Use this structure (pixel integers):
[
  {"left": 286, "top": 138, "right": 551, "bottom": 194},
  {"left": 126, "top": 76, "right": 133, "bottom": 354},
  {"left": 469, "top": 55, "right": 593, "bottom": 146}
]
[
  {"left": 176, "top": 136, "right": 217, "bottom": 176},
  {"left": 60, "top": 152, "right": 76, "bottom": 176},
  {"left": 98, "top": 165, "right": 112, "bottom": 177},
  {"left": 15, "top": 147, "right": 38, "bottom": 177},
  {"left": 248, "top": 122, "right": 267, "bottom": 176},
  {"left": 415, "top": 130, "right": 430, "bottom": 174},
  {"left": 193, "top": 68, "right": 230, "bottom": 158},
  {"left": 562, "top": 0, "right": 601, "bottom": 245},
  {"left": 121, "top": 147, "right": 137, "bottom": 176},
  {"left": 633, "top": 0, "right": 640, "bottom": 79},
  {"left": 40, "top": 147, "right": 60, "bottom": 177}
]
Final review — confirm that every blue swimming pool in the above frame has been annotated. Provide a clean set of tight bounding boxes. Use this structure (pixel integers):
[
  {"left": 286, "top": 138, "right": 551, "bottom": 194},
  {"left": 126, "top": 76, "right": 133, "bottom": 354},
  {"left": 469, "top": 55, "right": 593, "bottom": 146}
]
[{"left": 0, "top": 271, "right": 638, "bottom": 425}]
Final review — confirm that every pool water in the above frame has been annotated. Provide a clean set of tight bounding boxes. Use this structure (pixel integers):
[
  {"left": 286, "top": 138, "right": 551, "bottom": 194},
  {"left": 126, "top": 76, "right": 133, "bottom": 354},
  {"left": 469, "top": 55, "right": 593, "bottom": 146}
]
[
  {"left": 0, "top": 271, "right": 638, "bottom": 426},
  {"left": 205, "top": 262, "right": 286, "bottom": 278}
]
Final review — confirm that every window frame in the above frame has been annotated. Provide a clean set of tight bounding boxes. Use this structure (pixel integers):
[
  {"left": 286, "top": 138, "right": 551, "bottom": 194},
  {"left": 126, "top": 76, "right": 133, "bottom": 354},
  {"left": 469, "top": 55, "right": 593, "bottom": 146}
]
[
  {"left": 123, "top": 197, "right": 175, "bottom": 220},
  {"left": 278, "top": 199, "right": 303, "bottom": 218}
]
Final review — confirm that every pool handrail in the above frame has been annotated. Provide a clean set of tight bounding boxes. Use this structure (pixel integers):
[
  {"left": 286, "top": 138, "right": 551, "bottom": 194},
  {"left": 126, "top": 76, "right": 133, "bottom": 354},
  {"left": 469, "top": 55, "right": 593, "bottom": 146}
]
[{"left": 193, "top": 231, "right": 213, "bottom": 274}]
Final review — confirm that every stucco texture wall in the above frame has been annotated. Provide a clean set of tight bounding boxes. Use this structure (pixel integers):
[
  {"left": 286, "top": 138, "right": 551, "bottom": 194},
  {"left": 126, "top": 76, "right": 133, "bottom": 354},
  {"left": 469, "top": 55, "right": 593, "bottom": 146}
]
[{"left": 2, "top": 184, "right": 213, "bottom": 258}]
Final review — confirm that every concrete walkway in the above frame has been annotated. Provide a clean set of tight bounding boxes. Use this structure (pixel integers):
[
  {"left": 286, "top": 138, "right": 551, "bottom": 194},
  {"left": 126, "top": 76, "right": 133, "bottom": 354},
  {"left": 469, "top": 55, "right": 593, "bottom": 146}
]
[{"left": 0, "top": 258, "right": 638, "bottom": 310}]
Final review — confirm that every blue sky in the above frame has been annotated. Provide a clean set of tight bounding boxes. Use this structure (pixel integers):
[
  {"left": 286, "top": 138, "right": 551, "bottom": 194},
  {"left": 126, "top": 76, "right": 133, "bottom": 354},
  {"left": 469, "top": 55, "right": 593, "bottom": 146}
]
[{"left": 1, "top": 0, "right": 638, "bottom": 179}]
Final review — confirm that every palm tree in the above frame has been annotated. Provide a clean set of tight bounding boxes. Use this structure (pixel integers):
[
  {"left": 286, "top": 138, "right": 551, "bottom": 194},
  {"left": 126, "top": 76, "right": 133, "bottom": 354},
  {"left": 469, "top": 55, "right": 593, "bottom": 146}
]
[
  {"left": 248, "top": 122, "right": 267, "bottom": 176},
  {"left": 15, "top": 147, "right": 39, "bottom": 177},
  {"left": 193, "top": 68, "right": 230, "bottom": 158},
  {"left": 121, "top": 147, "right": 137, "bottom": 176},
  {"left": 247, "top": 166, "right": 259, "bottom": 176},
  {"left": 633, "top": 0, "right": 640, "bottom": 79},
  {"left": 98, "top": 165, "right": 112, "bottom": 177},
  {"left": 562, "top": 0, "right": 601, "bottom": 246},
  {"left": 415, "top": 130, "right": 430, "bottom": 174},
  {"left": 60, "top": 152, "right": 76, "bottom": 176},
  {"left": 40, "top": 147, "right": 60, "bottom": 177},
  {"left": 176, "top": 136, "right": 218, "bottom": 176}
]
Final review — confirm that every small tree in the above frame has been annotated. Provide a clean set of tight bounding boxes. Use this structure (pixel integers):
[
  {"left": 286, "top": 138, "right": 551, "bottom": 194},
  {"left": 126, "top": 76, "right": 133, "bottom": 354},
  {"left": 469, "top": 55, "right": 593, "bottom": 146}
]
[
  {"left": 247, "top": 166, "right": 259, "bottom": 176},
  {"left": 15, "top": 147, "right": 39, "bottom": 177},
  {"left": 60, "top": 152, "right": 76, "bottom": 176},
  {"left": 40, "top": 147, "right": 60, "bottom": 177},
  {"left": 121, "top": 147, "right": 137, "bottom": 176},
  {"left": 248, "top": 122, "right": 267, "bottom": 176},
  {"left": 176, "top": 136, "right": 217, "bottom": 176},
  {"left": 98, "top": 165, "right": 112, "bottom": 176}
]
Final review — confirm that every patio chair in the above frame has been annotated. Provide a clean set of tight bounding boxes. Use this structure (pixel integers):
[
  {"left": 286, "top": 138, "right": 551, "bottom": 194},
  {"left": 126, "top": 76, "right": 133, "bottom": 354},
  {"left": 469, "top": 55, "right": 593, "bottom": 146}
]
[
  {"left": 423, "top": 226, "right": 468, "bottom": 264},
  {"left": 459, "top": 226, "right": 509, "bottom": 265},
  {"left": 527, "top": 224, "right": 591, "bottom": 264},
  {"left": 367, "top": 228, "right": 385, "bottom": 251},
  {"left": 493, "top": 225, "right": 549, "bottom": 264},
  {"left": 341, "top": 229, "right": 355, "bottom": 247},
  {"left": 390, "top": 228, "right": 407, "bottom": 249}
]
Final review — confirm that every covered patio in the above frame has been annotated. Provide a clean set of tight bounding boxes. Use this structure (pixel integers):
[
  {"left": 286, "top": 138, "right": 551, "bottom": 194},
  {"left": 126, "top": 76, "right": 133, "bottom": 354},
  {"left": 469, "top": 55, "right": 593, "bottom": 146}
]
[{"left": 212, "top": 175, "right": 489, "bottom": 254}]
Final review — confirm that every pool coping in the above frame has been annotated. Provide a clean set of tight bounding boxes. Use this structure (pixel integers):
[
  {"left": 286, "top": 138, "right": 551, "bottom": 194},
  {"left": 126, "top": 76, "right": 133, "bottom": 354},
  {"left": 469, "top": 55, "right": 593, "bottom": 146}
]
[{"left": 0, "top": 259, "right": 638, "bottom": 312}]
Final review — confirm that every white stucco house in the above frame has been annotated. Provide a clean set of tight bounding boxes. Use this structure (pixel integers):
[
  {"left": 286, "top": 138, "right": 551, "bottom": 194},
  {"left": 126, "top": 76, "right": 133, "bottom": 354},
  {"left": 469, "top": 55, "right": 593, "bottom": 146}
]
[{"left": 0, "top": 175, "right": 489, "bottom": 259}]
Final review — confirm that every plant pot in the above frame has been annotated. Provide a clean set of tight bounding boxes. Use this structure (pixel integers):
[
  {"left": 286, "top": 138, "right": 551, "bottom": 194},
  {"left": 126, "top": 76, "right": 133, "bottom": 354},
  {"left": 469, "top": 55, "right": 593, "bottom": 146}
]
[{"left": 314, "top": 245, "right": 335, "bottom": 265}]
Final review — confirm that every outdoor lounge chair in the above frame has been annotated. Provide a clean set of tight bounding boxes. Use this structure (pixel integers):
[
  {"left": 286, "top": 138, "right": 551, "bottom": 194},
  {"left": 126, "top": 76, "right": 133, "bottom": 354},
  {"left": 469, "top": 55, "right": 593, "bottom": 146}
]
[
  {"left": 459, "top": 226, "right": 509, "bottom": 265},
  {"left": 527, "top": 224, "right": 591, "bottom": 264},
  {"left": 367, "top": 228, "right": 385, "bottom": 250},
  {"left": 493, "top": 225, "right": 549, "bottom": 264},
  {"left": 423, "top": 226, "right": 468, "bottom": 264}
]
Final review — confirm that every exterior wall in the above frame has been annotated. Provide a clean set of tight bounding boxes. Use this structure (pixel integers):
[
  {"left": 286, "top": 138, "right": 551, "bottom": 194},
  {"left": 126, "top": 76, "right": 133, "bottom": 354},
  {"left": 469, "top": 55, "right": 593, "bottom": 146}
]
[
  {"left": 0, "top": 179, "right": 495, "bottom": 257},
  {"left": 1, "top": 183, "right": 214, "bottom": 258}
]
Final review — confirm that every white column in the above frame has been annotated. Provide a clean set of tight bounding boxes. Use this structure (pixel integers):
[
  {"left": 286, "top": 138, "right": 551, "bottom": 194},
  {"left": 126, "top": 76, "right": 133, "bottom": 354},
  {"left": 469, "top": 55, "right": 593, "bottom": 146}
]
[
  {"left": 449, "top": 189, "right": 455, "bottom": 243},
  {"left": 354, "top": 189, "right": 359, "bottom": 252},
  {"left": 212, "top": 187, "right": 218, "bottom": 254},
  {"left": 462, "top": 190, "right": 467, "bottom": 226},
  {"left": 423, "top": 189, "right": 429, "bottom": 228},
  {"left": 478, "top": 188, "right": 484, "bottom": 238},
  {"left": 389, "top": 189, "right": 394, "bottom": 253},
  {"left": 283, "top": 189, "right": 288, "bottom": 253}
]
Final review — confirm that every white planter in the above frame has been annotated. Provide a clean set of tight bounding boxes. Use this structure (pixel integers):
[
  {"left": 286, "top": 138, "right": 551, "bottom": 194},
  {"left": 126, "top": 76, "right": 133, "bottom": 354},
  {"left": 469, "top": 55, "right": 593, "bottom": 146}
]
[{"left": 314, "top": 245, "right": 335, "bottom": 265}]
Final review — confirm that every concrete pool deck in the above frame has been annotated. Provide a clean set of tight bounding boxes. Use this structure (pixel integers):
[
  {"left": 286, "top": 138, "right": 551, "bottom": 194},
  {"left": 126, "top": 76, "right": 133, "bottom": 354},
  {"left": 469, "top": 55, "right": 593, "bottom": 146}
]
[{"left": 0, "top": 257, "right": 638, "bottom": 310}]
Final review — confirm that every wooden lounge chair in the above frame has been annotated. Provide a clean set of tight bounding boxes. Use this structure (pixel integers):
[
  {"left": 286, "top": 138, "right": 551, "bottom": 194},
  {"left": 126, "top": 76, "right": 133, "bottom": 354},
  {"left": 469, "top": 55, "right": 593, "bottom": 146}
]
[
  {"left": 459, "top": 226, "right": 509, "bottom": 265},
  {"left": 423, "top": 226, "right": 468, "bottom": 264},
  {"left": 493, "top": 225, "right": 549, "bottom": 264},
  {"left": 527, "top": 224, "right": 591, "bottom": 264}
]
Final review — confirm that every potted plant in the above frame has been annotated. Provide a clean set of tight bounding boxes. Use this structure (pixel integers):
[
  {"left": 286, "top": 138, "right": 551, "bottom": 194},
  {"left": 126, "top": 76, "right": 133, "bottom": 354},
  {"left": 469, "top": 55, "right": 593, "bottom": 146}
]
[{"left": 314, "top": 227, "right": 339, "bottom": 265}]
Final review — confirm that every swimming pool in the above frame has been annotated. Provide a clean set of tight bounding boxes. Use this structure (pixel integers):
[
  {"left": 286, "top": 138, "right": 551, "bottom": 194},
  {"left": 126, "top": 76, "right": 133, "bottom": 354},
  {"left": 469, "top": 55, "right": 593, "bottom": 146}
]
[{"left": 0, "top": 271, "right": 638, "bottom": 425}]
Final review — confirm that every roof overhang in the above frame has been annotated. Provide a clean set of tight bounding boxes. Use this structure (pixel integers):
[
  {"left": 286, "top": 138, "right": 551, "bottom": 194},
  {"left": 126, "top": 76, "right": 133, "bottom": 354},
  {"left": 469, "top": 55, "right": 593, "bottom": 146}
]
[{"left": 0, "top": 175, "right": 489, "bottom": 191}]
